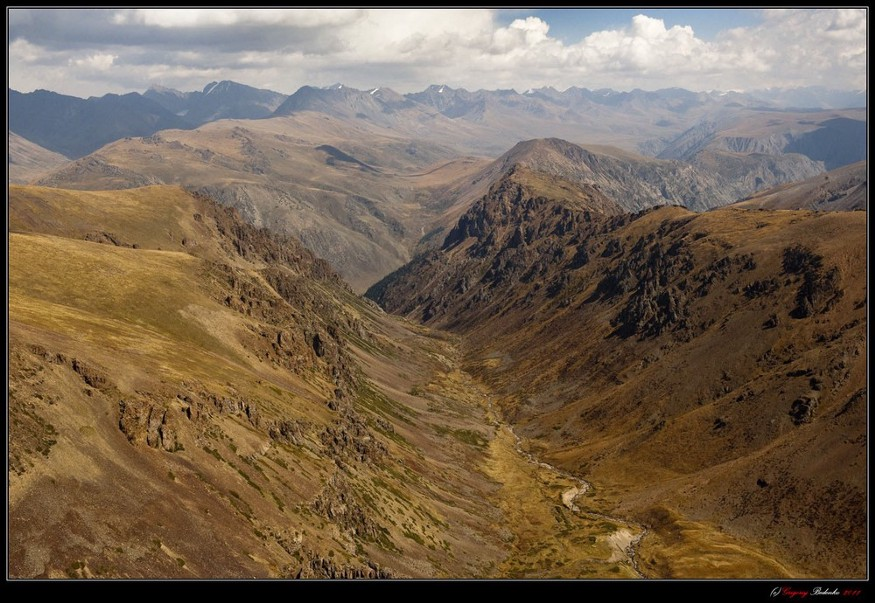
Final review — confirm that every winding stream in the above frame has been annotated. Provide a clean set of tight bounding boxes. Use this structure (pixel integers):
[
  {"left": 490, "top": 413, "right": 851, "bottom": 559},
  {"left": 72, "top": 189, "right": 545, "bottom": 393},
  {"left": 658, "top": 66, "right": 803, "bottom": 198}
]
[{"left": 485, "top": 396, "right": 649, "bottom": 578}]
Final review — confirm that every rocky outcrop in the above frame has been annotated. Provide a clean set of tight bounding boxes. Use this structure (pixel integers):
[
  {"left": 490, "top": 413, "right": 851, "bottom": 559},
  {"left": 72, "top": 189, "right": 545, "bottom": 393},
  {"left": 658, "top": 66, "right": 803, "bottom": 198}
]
[
  {"left": 320, "top": 409, "right": 387, "bottom": 467},
  {"left": 311, "top": 474, "right": 383, "bottom": 542},
  {"left": 789, "top": 395, "right": 819, "bottom": 425},
  {"left": 118, "top": 398, "right": 183, "bottom": 452},
  {"left": 267, "top": 419, "right": 309, "bottom": 446},
  {"left": 783, "top": 245, "right": 843, "bottom": 318},
  {"left": 294, "top": 551, "right": 395, "bottom": 579},
  {"left": 83, "top": 231, "right": 139, "bottom": 248}
]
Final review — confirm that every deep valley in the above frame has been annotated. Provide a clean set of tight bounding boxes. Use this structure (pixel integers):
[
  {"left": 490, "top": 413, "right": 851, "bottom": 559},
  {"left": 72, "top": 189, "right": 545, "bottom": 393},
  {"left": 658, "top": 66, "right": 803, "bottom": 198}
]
[{"left": 7, "top": 77, "right": 868, "bottom": 582}]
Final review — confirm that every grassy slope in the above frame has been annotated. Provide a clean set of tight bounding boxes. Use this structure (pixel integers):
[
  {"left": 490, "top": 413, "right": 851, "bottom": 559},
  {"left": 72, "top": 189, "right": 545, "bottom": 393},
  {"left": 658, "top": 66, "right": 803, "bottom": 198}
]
[{"left": 9, "top": 184, "right": 663, "bottom": 579}]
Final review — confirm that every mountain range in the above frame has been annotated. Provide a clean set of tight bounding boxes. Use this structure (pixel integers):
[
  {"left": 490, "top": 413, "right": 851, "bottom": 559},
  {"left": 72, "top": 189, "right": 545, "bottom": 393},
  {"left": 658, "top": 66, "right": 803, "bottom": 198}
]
[
  {"left": 6, "top": 77, "right": 868, "bottom": 580},
  {"left": 144, "top": 80, "right": 288, "bottom": 125},
  {"left": 10, "top": 82, "right": 865, "bottom": 285},
  {"left": 9, "top": 81, "right": 867, "bottom": 159},
  {"left": 9, "top": 162, "right": 866, "bottom": 578}
]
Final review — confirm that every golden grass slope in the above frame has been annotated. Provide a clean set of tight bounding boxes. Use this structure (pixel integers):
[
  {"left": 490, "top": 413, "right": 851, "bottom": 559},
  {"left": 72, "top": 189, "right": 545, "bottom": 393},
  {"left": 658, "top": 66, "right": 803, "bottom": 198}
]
[{"left": 10, "top": 184, "right": 675, "bottom": 579}]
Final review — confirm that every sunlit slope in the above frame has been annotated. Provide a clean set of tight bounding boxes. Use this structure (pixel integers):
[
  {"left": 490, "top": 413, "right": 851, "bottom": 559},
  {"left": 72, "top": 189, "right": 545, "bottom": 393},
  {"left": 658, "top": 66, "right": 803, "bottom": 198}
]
[{"left": 10, "top": 184, "right": 682, "bottom": 579}]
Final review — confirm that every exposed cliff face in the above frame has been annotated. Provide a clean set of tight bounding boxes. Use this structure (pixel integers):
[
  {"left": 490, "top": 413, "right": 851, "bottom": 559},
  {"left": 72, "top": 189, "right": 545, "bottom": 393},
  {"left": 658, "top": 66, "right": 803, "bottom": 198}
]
[
  {"left": 369, "top": 171, "right": 867, "bottom": 578},
  {"left": 657, "top": 112, "right": 865, "bottom": 174},
  {"left": 457, "top": 138, "right": 826, "bottom": 214},
  {"left": 733, "top": 161, "right": 867, "bottom": 211}
]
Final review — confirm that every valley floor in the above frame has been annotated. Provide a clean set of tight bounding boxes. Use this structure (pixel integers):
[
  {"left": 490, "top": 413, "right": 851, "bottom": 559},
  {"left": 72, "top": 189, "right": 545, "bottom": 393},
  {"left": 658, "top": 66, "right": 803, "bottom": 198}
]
[{"left": 379, "top": 325, "right": 802, "bottom": 579}]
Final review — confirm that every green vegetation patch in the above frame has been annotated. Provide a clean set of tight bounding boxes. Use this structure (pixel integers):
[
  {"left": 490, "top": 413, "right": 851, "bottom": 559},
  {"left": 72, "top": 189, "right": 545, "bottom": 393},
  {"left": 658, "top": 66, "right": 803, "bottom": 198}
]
[
  {"left": 432, "top": 424, "right": 488, "bottom": 448},
  {"left": 356, "top": 381, "right": 417, "bottom": 424}
]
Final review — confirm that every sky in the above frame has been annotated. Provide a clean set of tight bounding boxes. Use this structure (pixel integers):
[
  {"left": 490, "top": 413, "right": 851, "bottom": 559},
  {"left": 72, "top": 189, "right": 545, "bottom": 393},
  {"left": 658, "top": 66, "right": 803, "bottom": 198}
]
[{"left": 7, "top": 8, "right": 868, "bottom": 98}]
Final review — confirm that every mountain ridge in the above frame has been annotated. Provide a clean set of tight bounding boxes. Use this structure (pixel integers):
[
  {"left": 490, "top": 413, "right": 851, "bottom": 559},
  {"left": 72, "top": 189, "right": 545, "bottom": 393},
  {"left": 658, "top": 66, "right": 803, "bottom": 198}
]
[
  {"left": 12, "top": 81, "right": 865, "bottom": 167},
  {"left": 367, "top": 169, "right": 866, "bottom": 577}
]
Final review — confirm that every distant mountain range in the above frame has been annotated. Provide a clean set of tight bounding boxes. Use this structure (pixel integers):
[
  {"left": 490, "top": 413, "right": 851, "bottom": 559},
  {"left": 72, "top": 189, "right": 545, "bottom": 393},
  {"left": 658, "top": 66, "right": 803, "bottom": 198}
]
[
  {"left": 748, "top": 86, "right": 866, "bottom": 110},
  {"left": 8, "top": 89, "right": 191, "bottom": 159},
  {"left": 144, "top": 80, "right": 287, "bottom": 125},
  {"left": 9, "top": 80, "right": 866, "bottom": 292},
  {"left": 9, "top": 81, "right": 867, "bottom": 160}
]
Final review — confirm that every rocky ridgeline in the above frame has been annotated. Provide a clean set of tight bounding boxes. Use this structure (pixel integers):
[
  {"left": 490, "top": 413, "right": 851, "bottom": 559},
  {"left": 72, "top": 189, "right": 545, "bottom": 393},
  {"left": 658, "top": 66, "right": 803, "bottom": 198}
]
[
  {"left": 377, "top": 170, "right": 852, "bottom": 351},
  {"left": 199, "top": 195, "right": 342, "bottom": 285},
  {"left": 36, "top": 156, "right": 164, "bottom": 189},
  {"left": 370, "top": 173, "right": 622, "bottom": 327},
  {"left": 195, "top": 196, "right": 373, "bottom": 404}
]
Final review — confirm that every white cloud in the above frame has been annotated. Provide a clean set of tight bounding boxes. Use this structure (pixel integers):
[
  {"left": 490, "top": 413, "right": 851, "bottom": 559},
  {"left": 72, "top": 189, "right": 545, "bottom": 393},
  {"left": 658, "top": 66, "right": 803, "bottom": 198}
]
[
  {"left": 8, "top": 37, "right": 43, "bottom": 63},
  {"left": 70, "top": 52, "right": 116, "bottom": 71},
  {"left": 8, "top": 8, "right": 867, "bottom": 97}
]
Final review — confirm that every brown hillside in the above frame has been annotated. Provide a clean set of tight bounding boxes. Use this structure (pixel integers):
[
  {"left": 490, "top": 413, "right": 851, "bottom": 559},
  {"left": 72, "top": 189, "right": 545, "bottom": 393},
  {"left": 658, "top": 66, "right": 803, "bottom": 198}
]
[
  {"left": 33, "top": 116, "right": 490, "bottom": 292},
  {"left": 10, "top": 184, "right": 674, "bottom": 579},
  {"left": 370, "top": 176, "right": 867, "bottom": 578},
  {"left": 8, "top": 132, "right": 70, "bottom": 184}
]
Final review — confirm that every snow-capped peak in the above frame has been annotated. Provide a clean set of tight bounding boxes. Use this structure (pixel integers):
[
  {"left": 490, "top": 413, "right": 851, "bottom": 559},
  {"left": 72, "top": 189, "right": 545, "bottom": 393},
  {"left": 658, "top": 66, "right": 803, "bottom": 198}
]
[
  {"left": 438, "top": 86, "right": 445, "bottom": 94},
  {"left": 370, "top": 87, "right": 380, "bottom": 95},
  {"left": 203, "top": 81, "right": 220, "bottom": 95}
]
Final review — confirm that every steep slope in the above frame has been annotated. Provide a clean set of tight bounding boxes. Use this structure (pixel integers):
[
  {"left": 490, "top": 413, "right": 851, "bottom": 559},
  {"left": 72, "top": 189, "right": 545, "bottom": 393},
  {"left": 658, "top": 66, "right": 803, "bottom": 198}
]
[
  {"left": 8, "top": 89, "right": 194, "bottom": 158},
  {"left": 657, "top": 109, "right": 866, "bottom": 171},
  {"left": 367, "top": 166, "right": 625, "bottom": 323},
  {"left": 733, "top": 161, "right": 867, "bottom": 211},
  {"left": 8, "top": 185, "right": 487, "bottom": 578},
  {"left": 369, "top": 175, "right": 867, "bottom": 578},
  {"left": 10, "top": 184, "right": 670, "bottom": 579},
  {"left": 8, "top": 132, "right": 70, "bottom": 184}
]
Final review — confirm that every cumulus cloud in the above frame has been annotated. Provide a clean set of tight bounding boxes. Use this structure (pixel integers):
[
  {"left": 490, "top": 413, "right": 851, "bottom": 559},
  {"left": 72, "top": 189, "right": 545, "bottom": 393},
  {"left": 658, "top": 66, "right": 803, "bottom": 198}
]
[
  {"left": 7, "top": 8, "right": 867, "bottom": 98},
  {"left": 70, "top": 52, "right": 116, "bottom": 71}
]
